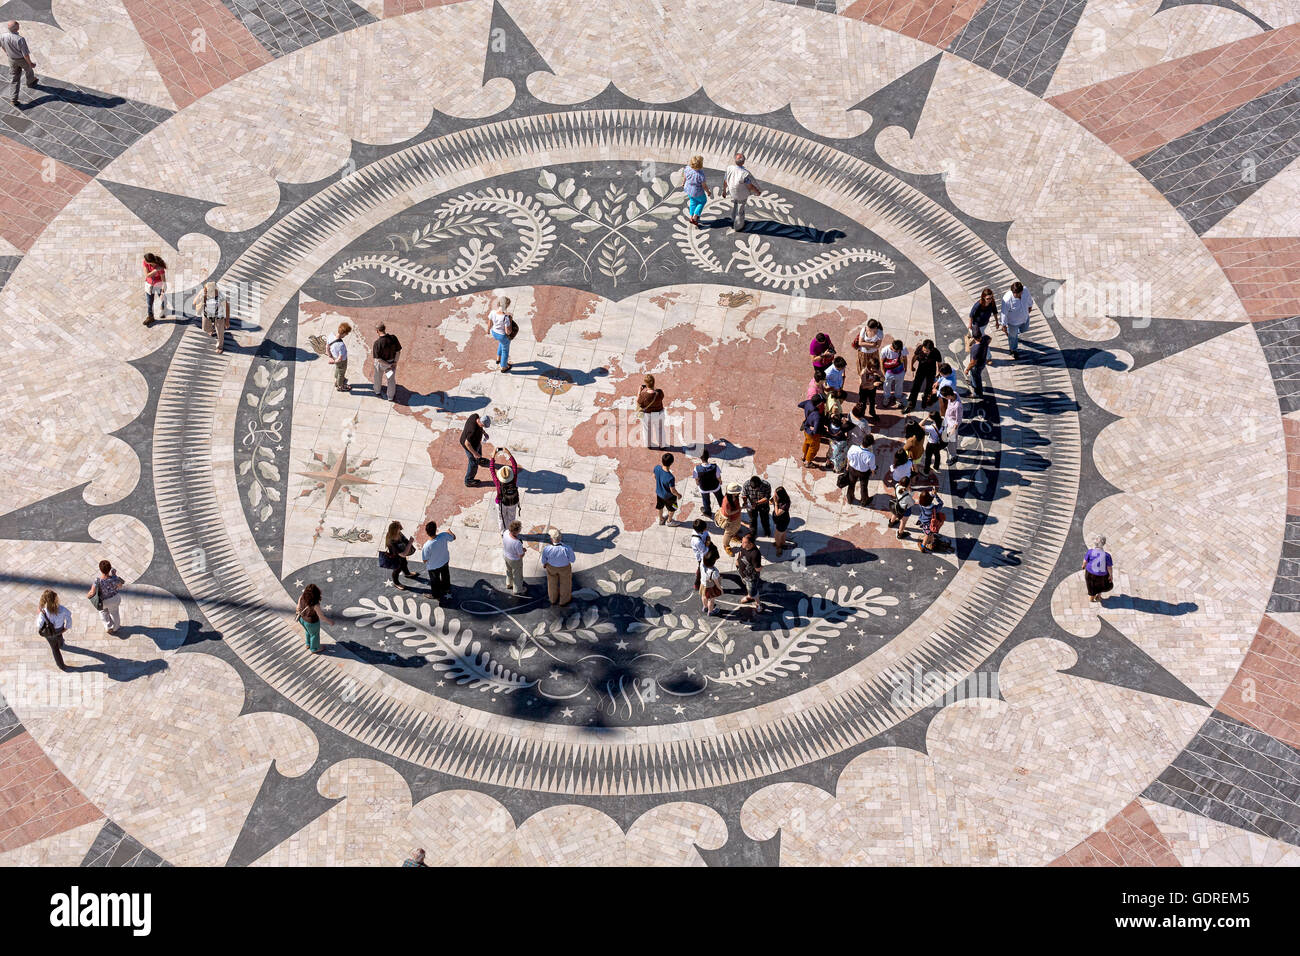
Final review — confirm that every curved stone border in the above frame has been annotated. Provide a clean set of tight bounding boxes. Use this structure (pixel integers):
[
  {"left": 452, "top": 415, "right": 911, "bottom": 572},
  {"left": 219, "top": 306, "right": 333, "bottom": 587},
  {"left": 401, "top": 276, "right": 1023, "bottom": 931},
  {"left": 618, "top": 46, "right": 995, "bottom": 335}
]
[{"left": 153, "top": 109, "right": 1081, "bottom": 794}]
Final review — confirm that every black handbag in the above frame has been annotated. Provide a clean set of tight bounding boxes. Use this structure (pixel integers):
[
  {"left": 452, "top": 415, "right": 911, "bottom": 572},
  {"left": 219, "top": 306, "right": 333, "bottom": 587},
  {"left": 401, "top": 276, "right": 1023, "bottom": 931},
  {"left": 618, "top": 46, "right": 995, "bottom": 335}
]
[
  {"left": 377, "top": 550, "right": 398, "bottom": 570},
  {"left": 38, "top": 611, "right": 56, "bottom": 638}
]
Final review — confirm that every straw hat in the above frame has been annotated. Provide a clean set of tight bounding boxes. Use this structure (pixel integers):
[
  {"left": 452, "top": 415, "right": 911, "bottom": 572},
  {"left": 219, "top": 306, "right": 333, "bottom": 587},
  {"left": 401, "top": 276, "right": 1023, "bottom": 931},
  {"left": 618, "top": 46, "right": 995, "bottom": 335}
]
[
  {"left": 726, "top": 482, "right": 742, "bottom": 494},
  {"left": 497, "top": 465, "right": 514, "bottom": 483}
]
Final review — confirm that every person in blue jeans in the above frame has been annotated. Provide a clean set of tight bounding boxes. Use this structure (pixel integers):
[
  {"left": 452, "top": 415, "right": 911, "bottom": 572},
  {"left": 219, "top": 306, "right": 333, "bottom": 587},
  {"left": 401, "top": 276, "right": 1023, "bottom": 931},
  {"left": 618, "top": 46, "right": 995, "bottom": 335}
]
[
  {"left": 485, "top": 296, "right": 514, "bottom": 371},
  {"left": 683, "top": 156, "right": 709, "bottom": 228}
]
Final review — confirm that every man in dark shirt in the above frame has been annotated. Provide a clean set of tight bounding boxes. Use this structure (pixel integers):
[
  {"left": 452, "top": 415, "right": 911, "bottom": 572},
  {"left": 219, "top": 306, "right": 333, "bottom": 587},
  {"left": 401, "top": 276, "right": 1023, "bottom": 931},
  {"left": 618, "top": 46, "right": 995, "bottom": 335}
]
[
  {"left": 798, "top": 394, "right": 826, "bottom": 468},
  {"left": 372, "top": 323, "right": 402, "bottom": 401},
  {"left": 742, "top": 475, "right": 772, "bottom": 538},
  {"left": 966, "top": 333, "right": 991, "bottom": 402},
  {"left": 737, "top": 534, "right": 762, "bottom": 605},
  {"left": 460, "top": 413, "right": 490, "bottom": 486}
]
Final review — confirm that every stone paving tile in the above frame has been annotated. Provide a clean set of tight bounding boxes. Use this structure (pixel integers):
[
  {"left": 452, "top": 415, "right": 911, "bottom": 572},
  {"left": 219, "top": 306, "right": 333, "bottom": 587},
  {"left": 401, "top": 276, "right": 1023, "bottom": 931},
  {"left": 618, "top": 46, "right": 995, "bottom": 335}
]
[
  {"left": 220, "top": 0, "right": 378, "bottom": 57},
  {"left": 81, "top": 819, "right": 168, "bottom": 867},
  {"left": 1142, "top": 798, "right": 1300, "bottom": 865},
  {"left": 840, "top": 0, "right": 984, "bottom": 47},
  {"left": 1254, "top": 315, "right": 1300, "bottom": 416},
  {"left": 1143, "top": 712, "right": 1300, "bottom": 846},
  {"left": 1216, "top": 614, "right": 1300, "bottom": 751},
  {"left": 0, "top": 136, "right": 91, "bottom": 254},
  {"left": 1049, "top": 798, "right": 1181, "bottom": 866},
  {"left": 123, "top": 0, "right": 275, "bottom": 109},
  {"left": 1131, "top": 76, "right": 1300, "bottom": 235},
  {"left": 0, "top": 81, "right": 173, "bottom": 177},
  {"left": 946, "top": 0, "right": 1089, "bottom": 97},
  {"left": 0, "top": 731, "right": 103, "bottom": 854},
  {"left": 1203, "top": 237, "right": 1300, "bottom": 324},
  {"left": 1049, "top": 24, "right": 1300, "bottom": 162}
]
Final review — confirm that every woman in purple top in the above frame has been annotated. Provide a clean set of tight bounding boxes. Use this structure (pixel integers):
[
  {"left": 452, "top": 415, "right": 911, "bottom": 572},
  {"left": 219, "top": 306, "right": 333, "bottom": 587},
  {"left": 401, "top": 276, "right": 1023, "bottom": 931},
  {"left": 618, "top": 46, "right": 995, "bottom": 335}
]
[
  {"left": 1083, "top": 536, "right": 1113, "bottom": 602},
  {"left": 683, "top": 156, "right": 708, "bottom": 228},
  {"left": 810, "top": 332, "right": 836, "bottom": 372}
]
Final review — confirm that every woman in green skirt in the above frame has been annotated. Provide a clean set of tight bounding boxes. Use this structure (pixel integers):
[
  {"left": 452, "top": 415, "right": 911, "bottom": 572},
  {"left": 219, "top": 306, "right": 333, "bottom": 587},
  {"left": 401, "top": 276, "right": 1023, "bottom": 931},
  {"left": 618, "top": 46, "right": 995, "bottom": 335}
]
[{"left": 295, "top": 583, "right": 332, "bottom": 653}]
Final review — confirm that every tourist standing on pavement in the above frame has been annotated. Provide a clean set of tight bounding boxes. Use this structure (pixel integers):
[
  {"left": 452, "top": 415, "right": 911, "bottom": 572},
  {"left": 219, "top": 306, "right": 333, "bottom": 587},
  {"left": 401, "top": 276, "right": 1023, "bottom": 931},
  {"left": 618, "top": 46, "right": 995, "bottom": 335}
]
[
  {"left": 142, "top": 253, "right": 167, "bottom": 326},
  {"left": 922, "top": 412, "right": 944, "bottom": 475},
  {"left": 460, "top": 413, "right": 490, "bottom": 487},
  {"left": 295, "top": 583, "right": 331, "bottom": 654},
  {"left": 906, "top": 339, "right": 940, "bottom": 413},
  {"left": 916, "top": 491, "right": 946, "bottom": 553},
  {"left": 798, "top": 392, "right": 826, "bottom": 468},
  {"left": 327, "top": 322, "right": 352, "bottom": 392},
  {"left": 742, "top": 475, "right": 772, "bottom": 538},
  {"left": 941, "top": 385, "right": 963, "bottom": 459},
  {"left": 810, "top": 332, "right": 836, "bottom": 374},
  {"left": 737, "top": 534, "right": 762, "bottom": 606},
  {"left": 486, "top": 296, "right": 514, "bottom": 372},
  {"left": 722, "top": 152, "right": 761, "bottom": 231},
  {"left": 966, "top": 331, "right": 991, "bottom": 403},
  {"left": 1083, "top": 536, "right": 1114, "bottom": 603},
  {"left": 699, "top": 551, "right": 723, "bottom": 615},
  {"left": 421, "top": 521, "right": 456, "bottom": 603},
  {"left": 36, "top": 589, "right": 70, "bottom": 670},
  {"left": 193, "top": 282, "right": 229, "bottom": 354},
  {"left": 718, "top": 483, "right": 746, "bottom": 556},
  {"left": 683, "top": 156, "right": 708, "bottom": 228},
  {"left": 384, "top": 521, "right": 421, "bottom": 590},
  {"left": 490, "top": 446, "right": 521, "bottom": 531},
  {"left": 772, "top": 486, "right": 792, "bottom": 554},
  {"left": 936, "top": 364, "right": 958, "bottom": 416},
  {"left": 372, "top": 323, "right": 402, "bottom": 401},
  {"left": 502, "top": 520, "right": 526, "bottom": 595},
  {"left": 693, "top": 448, "right": 723, "bottom": 518},
  {"left": 3, "top": 21, "right": 37, "bottom": 107},
  {"left": 1000, "top": 281, "right": 1033, "bottom": 359},
  {"left": 653, "top": 452, "right": 678, "bottom": 525},
  {"left": 541, "top": 530, "right": 575, "bottom": 606},
  {"left": 690, "top": 518, "right": 713, "bottom": 590},
  {"left": 846, "top": 433, "right": 875, "bottom": 506},
  {"left": 880, "top": 338, "right": 907, "bottom": 408},
  {"left": 86, "top": 560, "right": 124, "bottom": 635},
  {"left": 969, "top": 287, "right": 998, "bottom": 338},
  {"left": 852, "top": 318, "right": 884, "bottom": 376},
  {"left": 638, "top": 374, "right": 666, "bottom": 450}
]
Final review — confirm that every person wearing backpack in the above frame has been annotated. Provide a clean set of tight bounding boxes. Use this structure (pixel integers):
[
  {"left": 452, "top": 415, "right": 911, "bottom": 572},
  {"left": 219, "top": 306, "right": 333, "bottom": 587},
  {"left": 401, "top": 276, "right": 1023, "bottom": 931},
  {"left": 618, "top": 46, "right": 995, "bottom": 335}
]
[
  {"left": 916, "top": 491, "right": 945, "bottom": 553},
  {"left": 699, "top": 551, "right": 723, "bottom": 615},
  {"left": 693, "top": 449, "right": 723, "bottom": 518},
  {"left": 86, "top": 559, "right": 124, "bottom": 634},
  {"left": 690, "top": 518, "right": 715, "bottom": 590},
  {"left": 638, "top": 374, "right": 667, "bottom": 450},
  {"left": 490, "top": 447, "right": 521, "bottom": 531},
  {"left": 193, "top": 281, "right": 230, "bottom": 353},
  {"left": 327, "top": 322, "right": 351, "bottom": 391},
  {"left": 798, "top": 392, "right": 826, "bottom": 468},
  {"left": 372, "top": 323, "right": 402, "bottom": 401},
  {"left": 36, "top": 589, "right": 71, "bottom": 670}
]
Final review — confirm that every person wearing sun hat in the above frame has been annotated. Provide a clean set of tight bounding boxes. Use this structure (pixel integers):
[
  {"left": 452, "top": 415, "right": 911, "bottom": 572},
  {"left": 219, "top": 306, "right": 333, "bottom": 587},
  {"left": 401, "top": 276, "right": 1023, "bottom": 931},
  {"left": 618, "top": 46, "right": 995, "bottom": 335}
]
[
  {"left": 718, "top": 482, "right": 746, "bottom": 557},
  {"left": 489, "top": 445, "right": 520, "bottom": 531}
]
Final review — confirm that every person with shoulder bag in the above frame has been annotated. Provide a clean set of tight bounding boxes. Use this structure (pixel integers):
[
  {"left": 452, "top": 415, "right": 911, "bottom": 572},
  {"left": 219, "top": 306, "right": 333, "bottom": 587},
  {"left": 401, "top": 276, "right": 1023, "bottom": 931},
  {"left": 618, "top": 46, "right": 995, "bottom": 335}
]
[
  {"left": 372, "top": 323, "right": 403, "bottom": 401},
  {"left": 36, "top": 589, "right": 71, "bottom": 670},
  {"left": 486, "top": 296, "right": 515, "bottom": 372},
  {"left": 380, "top": 520, "right": 422, "bottom": 590},
  {"left": 86, "top": 560, "right": 124, "bottom": 634},
  {"left": 193, "top": 282, "right": 230, "bottom": 353}
]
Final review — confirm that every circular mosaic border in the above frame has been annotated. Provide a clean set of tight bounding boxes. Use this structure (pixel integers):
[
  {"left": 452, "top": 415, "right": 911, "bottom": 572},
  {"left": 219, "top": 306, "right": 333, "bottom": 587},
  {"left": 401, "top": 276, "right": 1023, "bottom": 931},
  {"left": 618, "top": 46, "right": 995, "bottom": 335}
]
[{"left": 153, "top": 107, "right": 1081, "bottom": 795}]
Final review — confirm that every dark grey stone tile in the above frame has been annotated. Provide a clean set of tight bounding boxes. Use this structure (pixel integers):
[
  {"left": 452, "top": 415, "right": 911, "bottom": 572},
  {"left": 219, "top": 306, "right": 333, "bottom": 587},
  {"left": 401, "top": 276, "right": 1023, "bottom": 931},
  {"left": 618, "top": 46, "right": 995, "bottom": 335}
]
[
  {"left": 1132, "top": 77, "right": 1300, "bottom": 235},
  {"left": 80, "top": 820, "right": 169, "bottom": 867},
  {"left": 1143, "top": 712, "right": 1300, "bottom": 847},
  {"left": 947, "top": 0, "right": 1088, "bottom": 98},
  {"left": 221, "top": 0, "right": 377, "bottom": 58}
]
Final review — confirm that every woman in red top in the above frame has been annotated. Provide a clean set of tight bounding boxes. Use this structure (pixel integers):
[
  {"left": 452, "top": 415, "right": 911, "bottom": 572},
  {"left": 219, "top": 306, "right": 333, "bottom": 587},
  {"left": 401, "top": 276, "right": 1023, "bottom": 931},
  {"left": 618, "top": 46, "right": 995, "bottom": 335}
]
[
  {"left": 142, "top": 253, "right": 167, "bottom": 326},
  {"left": 809, "top": 332, "right": 836, "bottom": 372}
]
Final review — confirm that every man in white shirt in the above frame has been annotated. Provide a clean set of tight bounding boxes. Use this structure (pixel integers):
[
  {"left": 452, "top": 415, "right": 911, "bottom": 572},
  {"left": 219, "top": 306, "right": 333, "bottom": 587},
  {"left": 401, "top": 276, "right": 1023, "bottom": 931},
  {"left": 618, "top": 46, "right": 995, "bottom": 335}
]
[
  {"left": 1, "top": 22, "right": 38, "bottom": 107},
  {"left": 541, "top": 529, "right": 576, "bottom": 606},
  {"left": 421, "top": 520, "right": 456, "bottom": 602},
  {"left": 502, "top": 520, "right": 526, "bottom": 595},
  {"left": 846, "top": 435, "right": 876, "bottom": 506},
  {"left": 999, "top": 281, "right": 1033, "bottom": 359},
  {"left": 327, "top": 322, "right": 351, "bottom": 391},
  {"left": 722, "top": 152, "right": 762, "bottom": 231},
  {"left": 879, "top": 339, "right": 908, "bottom": 408}
]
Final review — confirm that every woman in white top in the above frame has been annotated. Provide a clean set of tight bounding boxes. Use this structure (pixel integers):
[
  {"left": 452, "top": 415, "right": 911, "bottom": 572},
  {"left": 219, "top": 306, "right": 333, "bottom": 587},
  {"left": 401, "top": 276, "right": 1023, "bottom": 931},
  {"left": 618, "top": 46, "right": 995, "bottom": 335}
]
[
  {"left": 36, "top": 589, "right": 72, "bottom": 670},
  {"left": 852, "top": 319, "right": 884, "bottom": 375},
  {"left": 193, "top": 282, "right": 230, "bottom": 354},
  {"left": 327, "top": 322, "right": 351, "bottom": 391},
  {"left": 485, "top": 296, "right": 513, "bottom": 372}
]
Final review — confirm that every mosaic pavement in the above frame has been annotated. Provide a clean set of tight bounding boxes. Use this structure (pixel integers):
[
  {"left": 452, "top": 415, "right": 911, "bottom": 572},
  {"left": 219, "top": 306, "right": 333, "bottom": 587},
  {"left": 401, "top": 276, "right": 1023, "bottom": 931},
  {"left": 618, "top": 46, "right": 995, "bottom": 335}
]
[{"left": 0, "top": 0, "right": 1299, "bottom": 867}]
